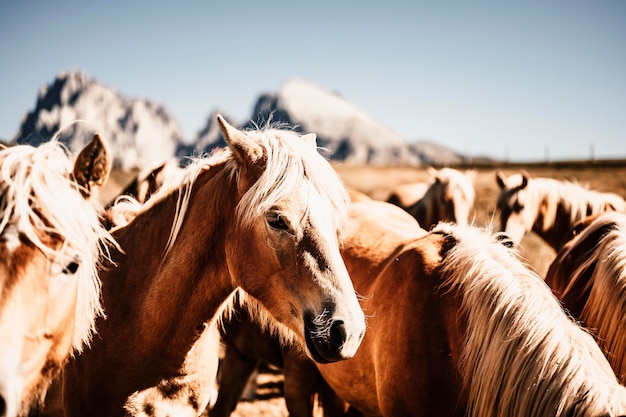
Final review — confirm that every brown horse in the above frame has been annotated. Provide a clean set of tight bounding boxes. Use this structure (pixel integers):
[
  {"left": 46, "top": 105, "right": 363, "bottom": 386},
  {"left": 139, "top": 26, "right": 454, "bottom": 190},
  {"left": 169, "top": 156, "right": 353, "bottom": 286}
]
[
  {"left": 387, "top": 167, "right": 476, "bottom": 229},
  {"left": 0, "top": 135, "right": 114, "bottom": 417},
  {"left": 60, "top": 115, "right": 366, "bottom": 416},
  {"left": 495, "top": 170, "right": 626, "bottom": 251},
  {"left": 545, "top": 211, "right": 626, "bottom": 383},
  {"left": 214, "top": 200, "right": 626, "bottom": 416}
]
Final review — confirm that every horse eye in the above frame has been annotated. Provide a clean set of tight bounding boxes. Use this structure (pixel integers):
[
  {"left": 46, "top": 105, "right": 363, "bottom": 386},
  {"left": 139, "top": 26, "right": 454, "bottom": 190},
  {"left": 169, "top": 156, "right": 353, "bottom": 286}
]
[
  {"left": 267, "top": 213, "right": 288, "bottom": 231},
  {"left": 512, "top": 201, "right": 524, "bottom": 212},
  {"left": 62, "top": 262, "right": 80, "bottom": 275},
  {"left": 495, "top": 233, "right": 515, "bottom": 248}
]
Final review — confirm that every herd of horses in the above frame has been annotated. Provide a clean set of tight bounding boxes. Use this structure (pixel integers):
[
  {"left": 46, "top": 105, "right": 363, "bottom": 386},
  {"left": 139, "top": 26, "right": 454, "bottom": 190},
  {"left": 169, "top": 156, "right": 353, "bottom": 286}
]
[{"left": 1, "top": 116, "right": 626, "bottom": 417}]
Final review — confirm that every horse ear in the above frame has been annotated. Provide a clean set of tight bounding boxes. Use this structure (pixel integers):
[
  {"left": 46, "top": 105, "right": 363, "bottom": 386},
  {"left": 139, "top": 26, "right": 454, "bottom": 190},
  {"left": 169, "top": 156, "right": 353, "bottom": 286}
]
[
  {"left": 520, "top": 170, "right": 529, "bottom": 189},
  {"left": 73, "top": 133, "right": 111, "bottom": 199},
  {"left": 495, "top": 170, "right": 507, "bottom": 189},
  {"left": 301, "top": 133, "right": 317, "bottom": 148},
  {"left": 217, "top": 114, "right": 264, "bottom": 166},
  {"left": 427, "top": 166, "right": 439, "bottom": 181}
]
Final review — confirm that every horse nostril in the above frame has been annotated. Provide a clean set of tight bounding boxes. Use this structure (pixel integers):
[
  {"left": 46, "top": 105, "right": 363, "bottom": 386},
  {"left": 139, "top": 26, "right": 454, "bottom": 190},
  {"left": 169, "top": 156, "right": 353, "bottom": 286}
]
[
  {"left": 0, "top": 394, "right": 6, "bottom": 417},
  {"left": 329, "top": 320, "right": 347, "bottom": 348}
]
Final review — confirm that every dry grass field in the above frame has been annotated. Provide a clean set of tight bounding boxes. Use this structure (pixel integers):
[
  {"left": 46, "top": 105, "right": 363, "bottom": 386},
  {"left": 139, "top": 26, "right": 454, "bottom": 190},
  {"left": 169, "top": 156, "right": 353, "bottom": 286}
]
[{"left": 103, "top": 162, "right": 626, "bottom": 417}]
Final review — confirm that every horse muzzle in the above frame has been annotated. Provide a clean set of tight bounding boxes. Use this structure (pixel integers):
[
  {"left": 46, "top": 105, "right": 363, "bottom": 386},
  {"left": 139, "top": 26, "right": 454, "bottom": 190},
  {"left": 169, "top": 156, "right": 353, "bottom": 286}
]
[
  {"left": 303, "top": 311, "right": 364, "bottom": 363},
  {"left": 0, "top": 377, "right": 20, "bottom": 417}
]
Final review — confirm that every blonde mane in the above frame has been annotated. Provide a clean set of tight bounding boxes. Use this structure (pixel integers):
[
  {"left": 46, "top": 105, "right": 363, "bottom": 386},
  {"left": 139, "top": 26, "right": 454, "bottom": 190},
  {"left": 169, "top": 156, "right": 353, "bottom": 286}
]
[
  {"left": 433, "top": 167, "right": 475, "bottom": 196},
  {"left": 105, "top": 132, "right": 336, "bottom": 351},
  {"left": 522, "top": 177, "right": 625, "bottom": 231},
  {"left": 560, "top": 211, "right": 626, "bottom": 382},
  {"left": 0, "top": 141, "right": 115, "bottom": 354},
  {"left": 120, "top": 127, "right": 351, "bottom": 260},
  {"left": 228, "top": 127, "right": 350, "bottom": 233},
  {"left": 434, "top": 222, "right": 626, "bottom": 416}
]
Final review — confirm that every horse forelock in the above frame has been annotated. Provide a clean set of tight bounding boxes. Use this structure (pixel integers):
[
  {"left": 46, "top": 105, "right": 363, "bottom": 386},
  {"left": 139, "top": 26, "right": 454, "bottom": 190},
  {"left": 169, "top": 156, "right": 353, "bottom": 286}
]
[
  {"left": 133, "top": 129, "right": 349, "bottom": 261},
  {"left": 232, "top": 128, "right": 350, "bottom": 235},
  {"left": 0, "top": 141, "right": 115, "bottom": 354},
  {"left": 433, "top": 222, "right": 626, "bottom": 416},
  {"left": 497, "top": 177, "right": 540, "bottom": 229}
]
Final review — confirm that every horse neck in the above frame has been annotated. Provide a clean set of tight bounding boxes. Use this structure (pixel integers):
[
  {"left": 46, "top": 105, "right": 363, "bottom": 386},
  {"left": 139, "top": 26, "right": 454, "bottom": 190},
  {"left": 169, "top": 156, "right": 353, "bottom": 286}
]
[
  {"left": 437, "top": 281, "right": 470, "bottom": 406},
  {"left": 111, "top": 166, "right": 235, "bottom": 347},
  {"left": 412, "top": 186, "right": 440, "bottom": 229},
  {"left": 65, "top": 166, "right": 238, "bottom": 414},
  {"left": 533, "top": 182, "right": 621, "bottom": 251}
]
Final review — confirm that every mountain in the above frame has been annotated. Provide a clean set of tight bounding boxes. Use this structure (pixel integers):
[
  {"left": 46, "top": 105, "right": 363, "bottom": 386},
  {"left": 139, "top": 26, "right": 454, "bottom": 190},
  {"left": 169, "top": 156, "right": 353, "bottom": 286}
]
[
  {"left": 190, "top": 78, "right": 464, "bottom": 166},
  {"left": 14, "top": 70, "right": 183, "bottom": 170},
  {"left": 15, "top": 71, "right": 466, "bottom": 169}
]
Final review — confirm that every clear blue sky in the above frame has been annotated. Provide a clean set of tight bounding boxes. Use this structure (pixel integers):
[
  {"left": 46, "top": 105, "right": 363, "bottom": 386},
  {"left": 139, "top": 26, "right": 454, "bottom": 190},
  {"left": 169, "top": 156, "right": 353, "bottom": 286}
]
[{"left": 1, "top": 0, "right": 625, "bottom": 162}]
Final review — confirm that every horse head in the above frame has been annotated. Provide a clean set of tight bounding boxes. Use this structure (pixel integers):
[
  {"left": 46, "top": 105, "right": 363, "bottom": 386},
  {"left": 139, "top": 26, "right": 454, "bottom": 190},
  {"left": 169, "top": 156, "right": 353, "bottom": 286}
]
[
  {"left": 218, "top": 116, "right": 365, "bottom": 364},
  {"left": 429, "top": 167, "right": 476, "bottom": 226},
  {"left": 495, "top": 170, "right": 534, "bottom": 245}
]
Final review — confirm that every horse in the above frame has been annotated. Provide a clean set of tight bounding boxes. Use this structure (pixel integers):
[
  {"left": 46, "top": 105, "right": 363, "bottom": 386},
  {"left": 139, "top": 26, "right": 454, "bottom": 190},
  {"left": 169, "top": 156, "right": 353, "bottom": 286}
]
[
  {"left": 545, "top": 211, "right": 626, "bottom": 384},
  {"left": 495, "top": 170, "right": 626, "bottom": 252},
  {"left": 387, "top": 167, "right": 476, "bottom": 229},
  {"left": 213, "top": 200, "right": 626, "bottom": 416},
  {"left": 60, "top": 115, "right": 366, "bottom": 416},
  {"left": 0, "top": 135, "right": 115, "bottom": 417}
]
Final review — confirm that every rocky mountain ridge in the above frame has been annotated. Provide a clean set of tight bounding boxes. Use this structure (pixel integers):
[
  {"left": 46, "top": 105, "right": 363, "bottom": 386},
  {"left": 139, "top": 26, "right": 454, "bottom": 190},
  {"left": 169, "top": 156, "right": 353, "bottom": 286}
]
[{"left": 13, "top": 70, "right": 466, "bottom": 169}]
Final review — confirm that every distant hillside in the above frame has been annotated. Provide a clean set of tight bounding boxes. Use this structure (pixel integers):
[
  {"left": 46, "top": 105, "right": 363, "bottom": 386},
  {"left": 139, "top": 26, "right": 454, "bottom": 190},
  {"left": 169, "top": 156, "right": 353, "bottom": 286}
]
[
  {"left": 14, "top": 70, "right": 183, "bottom": 170},
  {"left": 189, "top": 79, "right": 465, "bottom": 166},
  {"left": 15, "top": 70, "right": 467, "bottom": 169}
]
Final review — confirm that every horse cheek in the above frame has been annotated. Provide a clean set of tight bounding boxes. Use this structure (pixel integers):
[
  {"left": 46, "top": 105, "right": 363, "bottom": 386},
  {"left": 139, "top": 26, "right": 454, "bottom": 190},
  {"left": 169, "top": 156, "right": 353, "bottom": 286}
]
[{"left": 226, "top": 227, "right": 284, "bottom": 306}]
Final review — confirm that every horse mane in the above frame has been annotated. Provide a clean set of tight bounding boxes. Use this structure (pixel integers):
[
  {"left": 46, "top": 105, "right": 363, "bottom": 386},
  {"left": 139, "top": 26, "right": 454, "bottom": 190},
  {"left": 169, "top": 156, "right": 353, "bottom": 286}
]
[
  {"left": 427, "top": 167, "right": 475, "bottom": 209},
  {"left": 105, "top": 128, "right": 340, "bottom": 350},
  {"left": 433, "top": 167, "right": 475, "bottom": 193},
  {"left": 526, "top": 177, "right": 626, "bottom": 231},
  {"left": 0, "top": 140, "right": 115, "bottom": 354},
  {"left": 118, "top": 125, "right": 350, "bottom": 260},
  {"left": 434, "top": 222, "right": 626, "bottom": 416},
  {"left": 227, "top": 126, "right": 350, "bottom": 233},
  {"left": 560, "top": 211, "right": 626, "bottom": 382}
]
